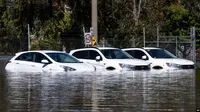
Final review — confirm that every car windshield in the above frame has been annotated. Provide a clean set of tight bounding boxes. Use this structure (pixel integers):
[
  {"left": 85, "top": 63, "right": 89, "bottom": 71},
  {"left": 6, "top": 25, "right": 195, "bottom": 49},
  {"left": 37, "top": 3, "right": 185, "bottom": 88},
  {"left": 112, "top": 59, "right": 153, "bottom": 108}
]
[
  {"left": 145, "top": 49, "right": 177, "bottom": 59},
  {"left": 46, "top": 53, "right": 82, "bottom": 63},
  {"left": 100, "top": 49, "right": 133, "bottom": 59}
]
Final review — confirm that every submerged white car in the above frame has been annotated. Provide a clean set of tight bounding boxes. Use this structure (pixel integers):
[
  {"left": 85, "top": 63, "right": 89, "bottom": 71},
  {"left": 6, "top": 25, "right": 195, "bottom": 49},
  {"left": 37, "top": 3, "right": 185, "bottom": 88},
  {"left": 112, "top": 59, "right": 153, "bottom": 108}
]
[
  {"left": 5, "top": 50, "right": 96, "bottom": 73},
  {"left": 123, "top": 47, "right": 195, "bottom": 70},
  {"left": 69, "top": 47, "right": 151, "bottom": 72}
]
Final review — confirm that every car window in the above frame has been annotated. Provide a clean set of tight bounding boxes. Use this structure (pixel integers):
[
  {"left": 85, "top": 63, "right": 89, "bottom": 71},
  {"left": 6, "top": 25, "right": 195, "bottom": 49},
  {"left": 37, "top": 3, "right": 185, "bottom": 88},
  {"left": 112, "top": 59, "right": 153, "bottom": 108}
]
[
  {"left": 72, "top": 50, "right": 89, "bottom": 59},
  {"left": 126, "top": 50, "right": 134, "bottom": 57},
  {"left": 133, "top": 50, "right": 148, "bottom": 60},
  {"left": 145, "top": 49, "right": 177, "bottom": 58},
  {"left": 46, "top": 52, "right": 82, "bottom": 63},
  {"left": 34, "top": 53, "right": 51, "bottom": 63},
  {"left": 100, "top": 49, "right": 133, "bottom": 59},
  {"left": 88, "top": 50, "right": 101, "bottom": 60},
  {"left": 15, "top": 53, "right": 34, "bottom": 62}
]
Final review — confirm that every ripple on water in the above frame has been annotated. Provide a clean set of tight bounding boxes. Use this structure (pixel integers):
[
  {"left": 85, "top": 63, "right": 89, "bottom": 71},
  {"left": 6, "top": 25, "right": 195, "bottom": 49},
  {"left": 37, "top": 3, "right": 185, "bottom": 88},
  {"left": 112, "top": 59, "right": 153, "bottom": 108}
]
[{"left": 1, "top": 69, "right": 196, "bottom": 112}]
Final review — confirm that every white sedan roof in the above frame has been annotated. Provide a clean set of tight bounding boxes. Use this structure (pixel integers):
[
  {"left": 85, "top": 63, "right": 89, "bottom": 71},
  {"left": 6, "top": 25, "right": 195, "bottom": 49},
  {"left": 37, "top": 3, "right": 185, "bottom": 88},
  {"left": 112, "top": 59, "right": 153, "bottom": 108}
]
[
  {"left": 123, "top": 47, "right": 162, "bottom": 50},
  {"left": 97, "top": 47, "right": 119, "bottom": 50},
  {"left": 70, "top": 47, "right": 119, "bottom": 52},
  {"left": 15, "top": 50, "right": 65, "bottom": 56},
  {"left": 143, "top": 47, "right": 161, "bottom": 50}
]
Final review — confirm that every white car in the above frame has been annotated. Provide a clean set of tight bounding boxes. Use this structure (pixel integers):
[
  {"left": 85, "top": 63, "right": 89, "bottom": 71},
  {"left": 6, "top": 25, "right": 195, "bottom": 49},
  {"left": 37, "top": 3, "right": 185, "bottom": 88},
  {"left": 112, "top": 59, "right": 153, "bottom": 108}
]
[
  {"left": 69, "top": 47, "right": 151, "bottom": 72},
  {"left": 5, "top": 50, "right": 96, "bottom": 73},
  {"left": 123, "top": 47, "right": 195, "bottom": 70}
]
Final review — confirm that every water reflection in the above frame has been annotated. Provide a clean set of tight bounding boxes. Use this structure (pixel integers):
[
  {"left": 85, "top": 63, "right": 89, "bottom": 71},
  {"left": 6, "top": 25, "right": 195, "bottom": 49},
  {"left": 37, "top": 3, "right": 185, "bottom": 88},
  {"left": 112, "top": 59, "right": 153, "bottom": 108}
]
[
  {"left": 196, "top": 69, "right": 200, "bottom": 111},
  {"left": 2, "top": 69, "right": 196, "bottom": 112},
  {"left": 0, "top": 60, "right": 7, "bottom": 112},
  {"left": 144, "top": 70, "right": 195, "bottom": 111}
]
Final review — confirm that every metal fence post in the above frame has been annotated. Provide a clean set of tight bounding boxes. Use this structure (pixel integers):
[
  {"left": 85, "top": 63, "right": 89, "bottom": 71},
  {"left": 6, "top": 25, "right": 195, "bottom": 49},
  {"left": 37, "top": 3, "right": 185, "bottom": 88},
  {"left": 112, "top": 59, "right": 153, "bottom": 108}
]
[
  {"left": 145, "top": 27, "right": 194, "bottom": 61},
  {"left": 157, "top": 27, "right": 159, "bottom": 47},
  {"left": 28, "top": 24, "right": 30, "bottom": 51},
  {"left": 143, "top": 28, "right": 145, "bottom": 47},
  {"left": 176, "top": 36, "right": 178, "bottom": 56},
  {"left": 192, "top": 27, "right": 196, "bottom": 64}
]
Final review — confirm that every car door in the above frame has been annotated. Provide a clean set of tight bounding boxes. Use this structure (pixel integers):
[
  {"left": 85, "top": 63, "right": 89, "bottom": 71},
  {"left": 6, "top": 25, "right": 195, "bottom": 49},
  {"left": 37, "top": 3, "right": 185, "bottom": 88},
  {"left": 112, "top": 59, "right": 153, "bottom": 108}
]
[
  {"left": 71, "top": 50, "right": 90, "bottom": 62},
  {"left": 126, "top": 50, "right": 149, "bottom": 60},
  {"left": 32, "top": 52, "right": 52, "bottom": 72},
  {"left": 14, "top": 52, "right": 35, "bottom": 72},
  {"left": 72, "top": 50, "right": 104, "bottom": 68},
  {"left": 87, "top": 50, "right": 105, "bottom": 67}
]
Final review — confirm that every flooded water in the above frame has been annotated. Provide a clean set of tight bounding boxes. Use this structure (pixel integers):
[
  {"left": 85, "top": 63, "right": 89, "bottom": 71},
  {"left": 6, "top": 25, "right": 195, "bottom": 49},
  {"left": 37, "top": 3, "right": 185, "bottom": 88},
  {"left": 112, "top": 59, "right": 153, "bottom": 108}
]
[{"left": 0, "top": 60, "right": 198, "bottom": 112}]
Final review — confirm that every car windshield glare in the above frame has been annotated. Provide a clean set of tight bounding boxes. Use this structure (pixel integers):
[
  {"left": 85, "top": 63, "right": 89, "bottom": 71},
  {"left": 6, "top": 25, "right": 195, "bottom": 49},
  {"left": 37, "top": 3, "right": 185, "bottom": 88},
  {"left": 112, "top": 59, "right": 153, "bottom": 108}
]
[
  {"left": 46, "top": 53, "right": 82, "bottom": 63},
  {"left": 145, "top": 49, "right": 177, "bottom": 59},
  {"left": 100, "top": 49, "right": 133, "bottom": 59}
]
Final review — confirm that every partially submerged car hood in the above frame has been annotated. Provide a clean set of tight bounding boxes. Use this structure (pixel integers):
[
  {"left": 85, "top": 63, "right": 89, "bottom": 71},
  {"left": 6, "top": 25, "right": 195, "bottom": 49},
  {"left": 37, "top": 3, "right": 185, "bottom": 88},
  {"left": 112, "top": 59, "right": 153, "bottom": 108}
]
[
  {"left": 107, "top": 59, "right": 150, "bottom": 65},
  {"left": 59, "top": 63, "right": 95, "bottom": 72},
  {"left": 153, "top": 58, "right": 194, "bottom": 65}
]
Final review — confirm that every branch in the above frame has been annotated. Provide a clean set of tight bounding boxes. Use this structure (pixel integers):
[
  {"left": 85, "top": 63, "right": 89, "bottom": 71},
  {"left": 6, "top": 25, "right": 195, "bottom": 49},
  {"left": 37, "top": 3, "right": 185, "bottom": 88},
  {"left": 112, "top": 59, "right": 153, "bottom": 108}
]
[
  {"left": 136, "top": 0, "right": 142, "bottom": 24},
  {"left": 72, "top": 1, "right": 77, "bottom": 13},
  {"left": 132, "top": 0, "right": 136, "bottom": 21}
]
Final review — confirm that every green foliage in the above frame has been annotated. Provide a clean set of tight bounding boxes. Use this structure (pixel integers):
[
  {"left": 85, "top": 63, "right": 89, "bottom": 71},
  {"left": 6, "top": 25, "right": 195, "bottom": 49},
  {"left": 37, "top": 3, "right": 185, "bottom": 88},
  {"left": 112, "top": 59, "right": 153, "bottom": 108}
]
[
  {"left": 1, "top": 0, "right": 200, "bottom": 54},
  {"left": 36, "top": 12, "right": 71, "bottom": 50},
  {"left": 39, "top": 39, "right": 61, "bottom": 50},
  {"left": 164, "top": 3, "right": 200, "bottom": 48},
  {"left": 164, "top": 4, "right": 191, "bottom": 36},
  {"left": 0, "top": 0, "right": 72, "bottom": 53},
  {"left": 39, "top": 12, "right": 71, "bottom": 39},
  {"left": 0, "top": 8, "right": 21, "bottom": 54}
]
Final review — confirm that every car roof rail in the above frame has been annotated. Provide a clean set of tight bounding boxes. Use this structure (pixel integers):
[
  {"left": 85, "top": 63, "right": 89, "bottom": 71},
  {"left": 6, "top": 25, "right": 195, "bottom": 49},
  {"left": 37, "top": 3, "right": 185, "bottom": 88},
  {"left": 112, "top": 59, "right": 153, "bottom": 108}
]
[{"left": 83, "top": 46, "right": 99, "bottom": 49}]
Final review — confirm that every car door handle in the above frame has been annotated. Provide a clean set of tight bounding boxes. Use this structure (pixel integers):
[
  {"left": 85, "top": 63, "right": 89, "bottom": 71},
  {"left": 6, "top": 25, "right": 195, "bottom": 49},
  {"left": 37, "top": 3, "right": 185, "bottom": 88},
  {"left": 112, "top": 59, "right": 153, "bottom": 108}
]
[{"left": 31, "top": 65, "right": 35, "bottom": 67}]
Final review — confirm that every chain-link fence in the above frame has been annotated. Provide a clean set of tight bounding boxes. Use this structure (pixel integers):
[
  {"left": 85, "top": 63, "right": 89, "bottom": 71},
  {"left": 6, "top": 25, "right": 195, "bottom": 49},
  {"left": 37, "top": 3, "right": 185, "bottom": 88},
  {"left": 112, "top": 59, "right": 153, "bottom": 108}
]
[
  {"left": 144, "top": 27, "right": 196, "bottom": 62},
  {"left": 0, "top": 27, "right": 196, "bottom": 63},
  {"left": 96, "top": 27, "right": 196, "bottom": 62}
]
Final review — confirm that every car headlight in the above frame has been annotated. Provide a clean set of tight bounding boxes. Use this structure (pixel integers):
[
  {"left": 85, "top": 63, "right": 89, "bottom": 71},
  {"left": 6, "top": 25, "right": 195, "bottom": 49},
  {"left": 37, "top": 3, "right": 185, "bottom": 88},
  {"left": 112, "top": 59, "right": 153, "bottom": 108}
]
[
  {"left": 60, "top": 65, "right": 76, "bottom": 71},
  {"left": 166, "top": 63, "right": 180, "bottom": 68},
  {"left": 119, "top": 63, "right": 135, "bottom": 69}
]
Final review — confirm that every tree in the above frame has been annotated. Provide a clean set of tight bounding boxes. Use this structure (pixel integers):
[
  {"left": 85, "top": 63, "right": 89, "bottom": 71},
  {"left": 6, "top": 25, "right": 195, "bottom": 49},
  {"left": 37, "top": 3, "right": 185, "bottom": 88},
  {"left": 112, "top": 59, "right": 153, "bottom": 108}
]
[
  {"left": 163, "top": 4, "right": 197, "bottom": 58},
  {"left": 37, "top": 12, "right": 71, "bottom": 50},
  {"left": 0, "top": 1, "right": 21, "bottom": 54},
  {"left": 0, "top": 0, "right": 72, "bottom": 53},
  {"left": 97, "top": 0, "right": 173, "bottom": 47},
  {"left": 182, "top": 0, "right": 200, "bottom": 49}
]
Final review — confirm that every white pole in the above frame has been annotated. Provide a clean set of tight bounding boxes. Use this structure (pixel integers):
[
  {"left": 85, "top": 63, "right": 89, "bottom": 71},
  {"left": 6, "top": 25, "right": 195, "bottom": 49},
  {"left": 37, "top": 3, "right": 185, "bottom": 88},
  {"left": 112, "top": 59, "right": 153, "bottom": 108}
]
[
  {"left": 83, "top": 26, "right": 86, "bottom": 34},
  {"left": 92, "top": 0, "right": 98, "bottom": 44},
  {"left": 83, "top": 26, "right": 87, "bottom": 47}
]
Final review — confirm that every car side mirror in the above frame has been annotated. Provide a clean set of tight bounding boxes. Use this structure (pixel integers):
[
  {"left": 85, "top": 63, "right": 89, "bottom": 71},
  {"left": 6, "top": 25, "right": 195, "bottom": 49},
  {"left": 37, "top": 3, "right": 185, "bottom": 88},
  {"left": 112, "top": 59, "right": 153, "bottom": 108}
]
[
  {"left": 41, "top": 59, "right": 49, "bottom": 64},
  {"left": 142, "top": 55, "right": 147, "bottom": 60},
  {"left": 95, "top": 56, "right": 101, "bottom": 62}
]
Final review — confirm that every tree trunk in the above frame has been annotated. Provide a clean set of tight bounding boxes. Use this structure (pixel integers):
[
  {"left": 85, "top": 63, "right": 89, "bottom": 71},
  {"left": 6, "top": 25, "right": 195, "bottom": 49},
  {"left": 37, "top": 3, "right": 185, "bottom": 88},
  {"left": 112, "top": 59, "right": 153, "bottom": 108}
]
[
  {"left": 132, "top": 0, "right": 143, "bottom": 26},
  {"left": 21, "top": 23, "right": 28, "bottom": 51}
]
